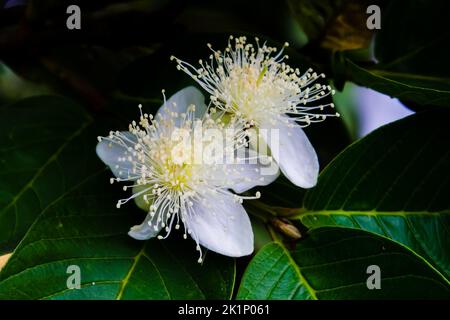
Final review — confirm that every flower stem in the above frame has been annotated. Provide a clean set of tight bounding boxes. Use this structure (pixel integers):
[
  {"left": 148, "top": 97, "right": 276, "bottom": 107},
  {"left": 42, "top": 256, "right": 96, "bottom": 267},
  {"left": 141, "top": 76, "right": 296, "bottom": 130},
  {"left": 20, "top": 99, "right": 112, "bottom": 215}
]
[{"left": 245, "top": 200, "right": 277, "bottom": 222}]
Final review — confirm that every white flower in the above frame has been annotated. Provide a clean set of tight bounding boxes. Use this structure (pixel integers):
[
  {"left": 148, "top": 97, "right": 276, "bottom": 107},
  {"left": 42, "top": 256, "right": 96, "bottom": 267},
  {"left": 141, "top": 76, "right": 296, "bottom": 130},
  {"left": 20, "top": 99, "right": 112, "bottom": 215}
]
[
  {"left": 172, "top": 36, "right": 340, "bottom": 188},
  {"left": 96, "top": 86, "right": 279, "bottom": 262}
]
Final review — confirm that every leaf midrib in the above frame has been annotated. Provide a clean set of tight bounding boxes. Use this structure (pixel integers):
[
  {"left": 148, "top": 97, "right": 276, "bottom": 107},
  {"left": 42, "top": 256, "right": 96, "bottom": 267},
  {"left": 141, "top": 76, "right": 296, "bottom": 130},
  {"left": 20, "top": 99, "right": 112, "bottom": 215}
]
[
  {"left": 40, "top": 280, "right": 122, "bottom": 300},
  {"left": 279, "top": 243, "right": 318, "bottom": 300},
  {"left": 115, "top": 243, "right": 153, "bottom": 300},
  {"left": 0, "top": 118, "right": 92, "bottom": 218},
  {"left": 296, "top": 209, "right": 450, "bottom": 218},
  {"left": 348, "top": 60, "right": 450, "bottom": 92},
  {"left": 0, "top": 167, "right": 106, "bottom": 259},
  {"left": 373, "top": 70, "right": 450, "bottom": 84},
  {"left": 315, "top": 274, "right": 450, "bottom": 295},
  {"left": 296, "top": 219, "right": 450, "bottom": 286},
  {"left": 378, "top": 33, "right": 450, "bottom": 70},
  {"left": 0, "top": 256, "right": 134, "bottom": 286}
]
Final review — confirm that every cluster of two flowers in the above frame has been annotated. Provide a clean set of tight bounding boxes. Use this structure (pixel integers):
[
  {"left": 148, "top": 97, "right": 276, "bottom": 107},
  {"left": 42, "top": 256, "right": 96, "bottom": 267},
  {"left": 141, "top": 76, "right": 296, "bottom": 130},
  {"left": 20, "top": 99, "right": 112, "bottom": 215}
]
[{"left": 96, "top": 36, "right": 339, "bottom": 262}]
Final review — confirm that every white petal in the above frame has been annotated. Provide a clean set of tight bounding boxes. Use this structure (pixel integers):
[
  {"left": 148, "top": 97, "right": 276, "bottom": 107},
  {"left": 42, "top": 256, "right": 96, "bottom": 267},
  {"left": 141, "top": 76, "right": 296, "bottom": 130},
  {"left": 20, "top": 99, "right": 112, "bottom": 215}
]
[
  {"left": 200, "top": 148, "right": 279, "bottom": 193},
  {"left": 226, "top": 149, "right": 279, "bottom": 193},
  {"left": 260, "top": 116, "right": 319, "bottom": 188},
  {"left": 128, "top": 213, "right": 162, "bottom": 240},
  {"left": 186, "top": 192, "right": 253, "bottom": 257},
  {"left": 96, "top": 132, "right": 137, "bottom": 179},
  {"left": 156, "top": 86, "right": 207, "bottom": 126},
  {"left": 227, "top": 163, "right": 279, "bottom": 193}
]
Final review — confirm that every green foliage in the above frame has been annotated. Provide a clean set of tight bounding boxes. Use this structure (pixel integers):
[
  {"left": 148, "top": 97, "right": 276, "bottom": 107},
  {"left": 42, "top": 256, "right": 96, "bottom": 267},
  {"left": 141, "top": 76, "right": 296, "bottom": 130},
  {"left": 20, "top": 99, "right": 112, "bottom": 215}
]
[
  {"left": 0, "top": 96, "right": 234, "bottom": 299},
  {"left": 237, "top": 228, "right": 450, "bottom": 299},
  {"left": 287, "top": 0, "right": 345, "bottom": 42},
  {"left": 337, "top": 0, "right": 450, "bottom": 108},
  {"left": 0, "top": 0, "right": 449, "bottom": 300},
  {"left": 0, "top": 96, "right": 93, "bottom": 254},
  {"left": 298, "top": 110, "right": 450, "bottom": 280}
]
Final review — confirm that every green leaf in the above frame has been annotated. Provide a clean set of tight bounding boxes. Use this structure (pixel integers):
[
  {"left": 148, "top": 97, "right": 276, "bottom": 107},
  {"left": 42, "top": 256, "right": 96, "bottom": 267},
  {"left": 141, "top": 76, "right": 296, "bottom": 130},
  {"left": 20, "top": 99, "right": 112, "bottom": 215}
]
[
  {"left": 247, "top": 116, "right": 351, "bottom": 208},
  {"left": 343, "top": 58, "right": 450, "bottom": 108},
  {"left": 286, "top": 0, "right": 344, "bottom": 42},
  {"left": 237, "top": 228, "right": 450, "bottom": 300},
  {"left": 341, "top": 0, "right": 450, "bottom": 107},
  {"left": 0, "top": 63, "right": 52, "bottom": 104},
  {"left": 0, "top": 190, "right": 235, "bottom": 299},
  {"left": 297, "top": 110, "right": 450, "bottom": 280},
  {"left": 0, "top": 96, "right": 93, "bottom": 254},
  {"left": 0, "top": 96, "right": 235, "bottom": 299}
]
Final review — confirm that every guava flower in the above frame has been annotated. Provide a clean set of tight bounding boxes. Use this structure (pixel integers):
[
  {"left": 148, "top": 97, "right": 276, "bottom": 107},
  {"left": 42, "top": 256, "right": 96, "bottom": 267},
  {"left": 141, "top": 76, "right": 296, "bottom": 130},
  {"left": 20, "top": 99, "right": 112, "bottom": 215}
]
[
  {"left": 96, "top": 86, "right": 278, "bottom": 262},
  {"left": 172, "top": 36, "right": 339, "bottom": 188}
]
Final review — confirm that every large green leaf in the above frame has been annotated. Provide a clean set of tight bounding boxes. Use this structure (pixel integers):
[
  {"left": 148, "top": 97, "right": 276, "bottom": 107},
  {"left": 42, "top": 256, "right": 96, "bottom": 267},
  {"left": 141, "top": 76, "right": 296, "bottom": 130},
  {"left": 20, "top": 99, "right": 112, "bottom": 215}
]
[
  {"left": 296, "top": 110, "right": 450, "bottom": 281},
  {"left": 0, "top": 96, "right": 93, "bottom": 254},
  {"left": 341, "top": 0, "right": 450, "bottom": 107},
  {"left": 237, "top": 228, "right": 450, "bottom": 299},
  {"left": 0, "top": 96, "right": 235, "bottom": 299},
  {"left": 374, "top": 0, "right": 450, "bottom": 65}
]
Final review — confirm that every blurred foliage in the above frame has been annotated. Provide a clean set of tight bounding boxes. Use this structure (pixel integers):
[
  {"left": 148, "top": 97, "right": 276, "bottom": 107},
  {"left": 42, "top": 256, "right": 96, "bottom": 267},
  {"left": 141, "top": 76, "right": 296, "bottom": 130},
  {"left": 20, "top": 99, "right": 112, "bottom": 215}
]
[
  {"left": 334, "top": 0, "right": 450, "bottom": 108},
  {"left": 287, "top": 0, "right": 383, "bottom": 51},
  {"left": 331, "top": 82, "right": 359, "bottom": 139},
  {"left": 0, "top": 62, "right": 52, "bottom": 104},
  {"left": 287, "top": 0, "right": 345, "bottom": 42}
]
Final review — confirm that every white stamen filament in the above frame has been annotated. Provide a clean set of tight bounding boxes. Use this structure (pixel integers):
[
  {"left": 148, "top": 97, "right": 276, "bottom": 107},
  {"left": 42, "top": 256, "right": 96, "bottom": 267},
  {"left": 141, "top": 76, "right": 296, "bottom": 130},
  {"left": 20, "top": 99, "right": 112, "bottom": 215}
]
[
  {"left": 98, "top": 93, "right": 262, "bottom": 263},
  {"left": 171, "top": 36, "right": 340, "bottom": 129}
]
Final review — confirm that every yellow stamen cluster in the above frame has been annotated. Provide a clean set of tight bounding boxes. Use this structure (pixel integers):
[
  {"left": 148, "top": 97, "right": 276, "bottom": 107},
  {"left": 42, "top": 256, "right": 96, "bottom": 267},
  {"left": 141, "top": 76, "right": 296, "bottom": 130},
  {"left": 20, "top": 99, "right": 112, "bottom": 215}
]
[{"left": 98, "top": 94, "right": 262, "bottom": 262}]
